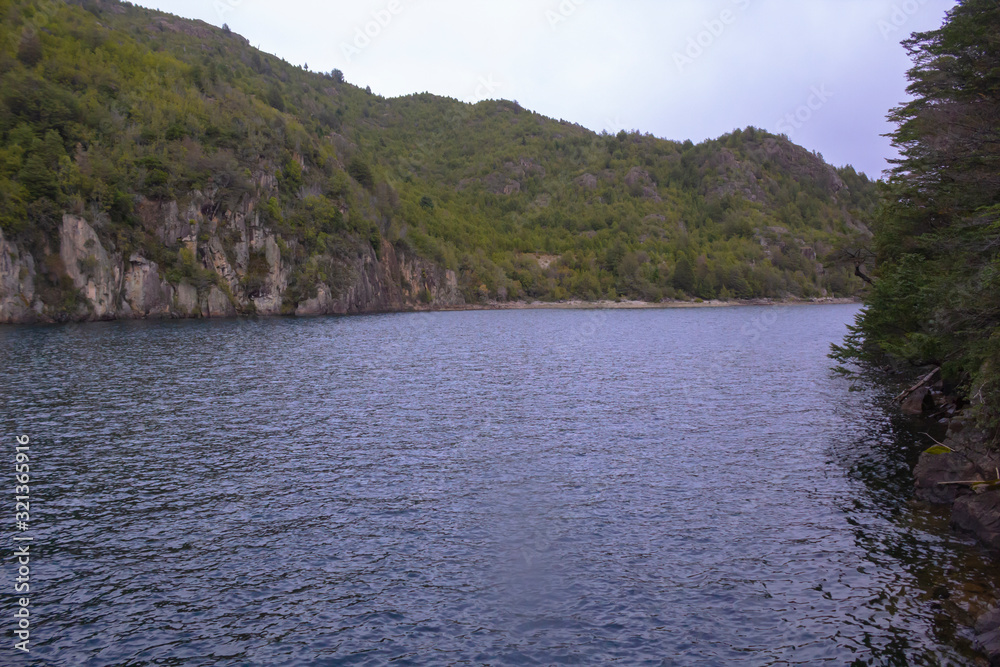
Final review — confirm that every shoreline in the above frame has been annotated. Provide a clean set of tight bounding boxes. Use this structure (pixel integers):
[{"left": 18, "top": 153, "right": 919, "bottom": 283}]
[
  {"left": 426, "top": 296, "right": 861, "bottom": 313},
  {"left": 0, "top": 296, "right": 863, "bottom": 327}
]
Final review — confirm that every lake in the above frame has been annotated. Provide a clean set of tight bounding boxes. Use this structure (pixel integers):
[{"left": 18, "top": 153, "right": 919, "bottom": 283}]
[{"left": 2, "top": 304, "right": 998, "bottom": 665}]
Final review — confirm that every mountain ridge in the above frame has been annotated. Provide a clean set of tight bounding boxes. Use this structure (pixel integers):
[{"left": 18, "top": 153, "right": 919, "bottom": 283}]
[{"left": 0, "top": 0, "right": 876, "bottom": 323}]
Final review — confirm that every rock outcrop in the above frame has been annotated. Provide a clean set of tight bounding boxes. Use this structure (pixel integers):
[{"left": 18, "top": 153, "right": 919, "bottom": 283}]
[
  {"left": 0, "top": 228, "right": 39, "bottom": 323},
  {"left": 60, "top": 214, "right": 122, "bottom": 319},
  {"left": 0, "top": 194, "right": 464, "bottom": 325},
  {"left": 123, "top": 255, "right": 173, "bottom": 318},
  {"left": 310, "top": 239, "right": 463, "bottom": 316}
]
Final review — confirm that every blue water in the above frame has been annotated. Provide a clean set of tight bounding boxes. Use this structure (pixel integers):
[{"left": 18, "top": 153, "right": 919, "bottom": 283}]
[{"left": 1, "top": 305, "right": 997, "bottom": 665}]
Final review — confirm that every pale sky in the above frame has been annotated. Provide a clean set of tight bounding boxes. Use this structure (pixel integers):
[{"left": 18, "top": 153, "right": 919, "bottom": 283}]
[{"left": 132, "top": 0, "right": 958, "bottom": 178}]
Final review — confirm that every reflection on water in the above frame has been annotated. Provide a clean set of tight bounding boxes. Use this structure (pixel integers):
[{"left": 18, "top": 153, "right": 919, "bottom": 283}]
[
  {"left": 834, "top": 392, "right": 1000, "bottom": 663},
  {"left": 1, "top": 304, "right": 997, "bottom": 665}
]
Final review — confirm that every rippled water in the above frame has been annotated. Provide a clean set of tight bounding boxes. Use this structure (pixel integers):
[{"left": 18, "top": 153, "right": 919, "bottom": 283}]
[{"left": 2, "top": 305, "right": 999, "bottom": 665}]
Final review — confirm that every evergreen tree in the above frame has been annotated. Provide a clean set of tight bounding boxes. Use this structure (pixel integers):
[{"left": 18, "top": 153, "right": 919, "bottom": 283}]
[
  {"left": 17, "top": 28, "right": 42, "bottom": 67},
  {"left": 672, "top": 257, "right": 695, "bottom": 294},
  {"left": 836, "top": 0, "right": 1000, "bottom": 430}
]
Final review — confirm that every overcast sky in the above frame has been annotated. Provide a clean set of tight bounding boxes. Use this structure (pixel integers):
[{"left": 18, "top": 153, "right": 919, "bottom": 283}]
[{"left": 132, "top": 0, "right": 957, "bottom": 178}]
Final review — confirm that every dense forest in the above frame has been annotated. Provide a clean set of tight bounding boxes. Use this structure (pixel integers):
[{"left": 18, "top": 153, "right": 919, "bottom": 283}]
[
  {"left": 833, "top": 0, "right": 1000, "bottom": 434},
  {"left": 0, "top": 0, "right": 877, "bottom": 323}
]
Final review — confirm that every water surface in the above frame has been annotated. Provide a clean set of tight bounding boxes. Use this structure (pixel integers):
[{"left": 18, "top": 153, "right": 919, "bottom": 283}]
[{"left": 2, "top": 305, "right": 998, "bottom": 665}]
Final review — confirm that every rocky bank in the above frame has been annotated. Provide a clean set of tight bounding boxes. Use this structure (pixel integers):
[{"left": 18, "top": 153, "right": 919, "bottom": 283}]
[{"left": 907, "top": 374, "right": 1000, "bottom": 664}]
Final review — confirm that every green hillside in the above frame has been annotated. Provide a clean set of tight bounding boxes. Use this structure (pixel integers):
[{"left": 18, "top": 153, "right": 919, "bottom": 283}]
[{"left": 0, "top": 0, "right": 877, "bottom": 322}]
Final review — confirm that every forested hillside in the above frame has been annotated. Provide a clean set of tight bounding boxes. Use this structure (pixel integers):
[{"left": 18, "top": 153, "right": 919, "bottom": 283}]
[
  {"left": 834, "top": 0, "right": 1000, "bottom": 432},
  {"left": 0, "top": 0, "right": 877, "bottom": 323}
]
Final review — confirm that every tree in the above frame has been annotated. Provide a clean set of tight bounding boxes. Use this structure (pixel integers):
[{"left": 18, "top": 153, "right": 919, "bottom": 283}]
[
  {"left": 672, "top": 256, "right": 695, "bottom": 294},
  {"left": 826, "top": 236, "right": 876, "bottom": 287},
  {"left": 348, "top": 157, "right": 375, "bottom": 191},
  {"left": 17, "top": 29, "right": 42, "bottom": 67},
  {"left": 836, "top": 0, "right": 1000, "bottom": 428},
  {"left": 266, "top": 84, "right": 285, "bottom": 112}
]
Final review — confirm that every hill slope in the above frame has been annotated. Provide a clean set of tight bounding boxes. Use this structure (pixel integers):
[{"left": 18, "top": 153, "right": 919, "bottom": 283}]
[{"left": 0, "top": 0, "right": 877, "bottom": 323}]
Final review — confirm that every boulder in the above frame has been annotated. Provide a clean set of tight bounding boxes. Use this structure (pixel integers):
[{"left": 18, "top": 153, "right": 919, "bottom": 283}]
[
  {"left": 901, "top": 386, "right": 933, "bottom": 415},
  {"left": 625, "top": 166, "right": 652, "bottom": 189},
  {"left": 952, "top": 490, "right": 1000, "bottom": 550},
  {"left": 913, "top": 450, "right": 981, "bottom": 504}
]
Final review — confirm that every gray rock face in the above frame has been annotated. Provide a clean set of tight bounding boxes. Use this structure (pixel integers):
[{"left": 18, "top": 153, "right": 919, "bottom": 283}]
[
  {"left": 296, "top": 285, "right": 335, "bottom": 317},
  {"left": 0, "top": 190, "right": 464, "bottom": 324},
  {"left": 625, "top": 166, "right": 653, "bottom": 189},
  {"left": 175, "top": 282, "right": 199, "bottom": 316},
  {"left": 205, "top": 286, "right": 236, "bottom": 318},
  {"left": 0, "top": 228, "right": 37, "bottom": 323},
  {"left": 251, "top": 234, "right": 287, "bottom": 315},
  {"left": 124, "top": 255, "right": 173, "bottom": 317},
  {"left": 204, "top": 236, "right": 241, "bottom": 296},
  {"left": 139, "top": 199, "right": 193, "bottom": 247},
  {"left": 60, "top": 215, "right": 122, "bottom": 319}
]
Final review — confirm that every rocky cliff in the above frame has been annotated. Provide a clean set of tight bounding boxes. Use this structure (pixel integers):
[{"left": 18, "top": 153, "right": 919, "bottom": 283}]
[{"left": 0, "top": 192, "right": 463, "bottom": 324}]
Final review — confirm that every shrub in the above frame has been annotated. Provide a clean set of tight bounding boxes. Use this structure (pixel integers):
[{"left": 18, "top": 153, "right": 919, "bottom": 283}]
[{"left": 347, "top": 157, "right": 375, "bottom": 191}]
